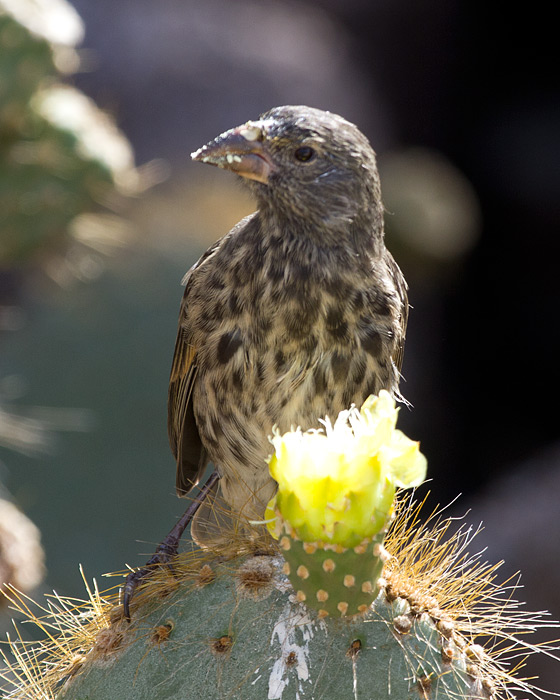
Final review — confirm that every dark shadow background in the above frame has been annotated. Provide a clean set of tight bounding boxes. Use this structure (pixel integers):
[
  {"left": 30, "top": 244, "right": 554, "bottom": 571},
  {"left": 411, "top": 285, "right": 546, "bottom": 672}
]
[{"left": 1, "top": 0, "right": 558, "bottom": 691}]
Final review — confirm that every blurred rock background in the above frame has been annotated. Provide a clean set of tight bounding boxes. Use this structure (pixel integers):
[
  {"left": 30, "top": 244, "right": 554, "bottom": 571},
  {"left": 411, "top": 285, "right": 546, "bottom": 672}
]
[{"left": 1, "top": 0, "right": 558, "bottom": 690}]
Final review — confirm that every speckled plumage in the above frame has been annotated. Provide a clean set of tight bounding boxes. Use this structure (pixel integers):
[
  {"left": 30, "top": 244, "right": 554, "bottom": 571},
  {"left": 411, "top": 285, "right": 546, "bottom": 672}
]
[{"left": 169, "top": 106, "right": 408, "bottom": 545}]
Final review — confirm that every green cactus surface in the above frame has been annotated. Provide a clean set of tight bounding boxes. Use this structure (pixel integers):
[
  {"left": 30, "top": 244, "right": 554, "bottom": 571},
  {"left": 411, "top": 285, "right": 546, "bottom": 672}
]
[
  {"left": 1, "top": 501, "right": 556, "bottom": 699},
  {"left": 54, "top": 555, "right": 492, "bottom": 700}
]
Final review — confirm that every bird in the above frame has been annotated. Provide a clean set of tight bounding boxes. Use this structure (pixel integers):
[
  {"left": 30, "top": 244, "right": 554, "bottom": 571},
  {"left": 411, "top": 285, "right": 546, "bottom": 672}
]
[
  {"left": 123, "top": 105, "right": 408, "bottom": 618},
  {"left": 169, "top": 105, "right": 408, "bottom": 546}
]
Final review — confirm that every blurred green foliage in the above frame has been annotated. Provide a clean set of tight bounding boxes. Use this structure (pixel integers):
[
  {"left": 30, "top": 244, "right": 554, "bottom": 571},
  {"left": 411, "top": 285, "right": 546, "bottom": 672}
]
[
  {"left": 0, "top": 0, "right": 139, "bottom": 264},
  {"left": 0, "top": 13, "right": 56, "bottom": 124},
  {"left": 0, "top": 0, "right": 147, "bottom": 604}
]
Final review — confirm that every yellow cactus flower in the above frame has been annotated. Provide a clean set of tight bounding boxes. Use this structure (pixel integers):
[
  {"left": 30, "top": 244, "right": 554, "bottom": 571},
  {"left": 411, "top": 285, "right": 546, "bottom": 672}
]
[{"left": 266, "top": 391, "right": 427, "bottom": 547}]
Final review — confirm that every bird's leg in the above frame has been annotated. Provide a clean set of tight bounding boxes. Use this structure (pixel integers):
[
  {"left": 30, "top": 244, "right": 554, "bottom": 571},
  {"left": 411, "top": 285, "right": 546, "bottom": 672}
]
[{"left": 122, "top": 470, "right": 220, "bottom": 621}]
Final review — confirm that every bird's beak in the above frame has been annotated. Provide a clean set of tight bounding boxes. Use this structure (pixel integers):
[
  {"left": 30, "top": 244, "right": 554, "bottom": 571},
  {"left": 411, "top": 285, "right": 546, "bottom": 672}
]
[{"left": 191, "top": 121, "right": 273, "bottom": 184}]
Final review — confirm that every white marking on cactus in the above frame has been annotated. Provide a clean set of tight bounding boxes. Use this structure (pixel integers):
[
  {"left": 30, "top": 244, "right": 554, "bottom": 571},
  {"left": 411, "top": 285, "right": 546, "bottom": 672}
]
[
  {"left": 267, "top": 602, "right": 326, "bottom": 699},
  {"left": 351, "top": 653, "right": 358, "bottom": 700},
  {"left": 252, "top": 671, "right": 262, "bottom": 685}
]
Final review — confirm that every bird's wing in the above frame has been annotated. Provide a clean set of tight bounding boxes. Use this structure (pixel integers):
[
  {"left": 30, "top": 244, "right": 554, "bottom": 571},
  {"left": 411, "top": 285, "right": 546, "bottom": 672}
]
[{"left": 168, "top": 238, "right": 223, "bottom": 497}]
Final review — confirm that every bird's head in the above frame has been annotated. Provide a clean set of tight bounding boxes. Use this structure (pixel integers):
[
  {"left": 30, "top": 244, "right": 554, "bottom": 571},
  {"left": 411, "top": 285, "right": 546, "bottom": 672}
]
[{"left": 192, "top": 106, "right": 384, "bottom": 240}]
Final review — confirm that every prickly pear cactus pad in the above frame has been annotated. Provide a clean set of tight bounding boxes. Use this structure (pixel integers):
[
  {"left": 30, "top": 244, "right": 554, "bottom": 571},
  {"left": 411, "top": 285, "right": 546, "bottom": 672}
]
[
  {"left": 41, "top": 556, "right": 496, "bottom": 700},
  {"left": 1, "top": 499, "right": 558, "bottom": 700}
]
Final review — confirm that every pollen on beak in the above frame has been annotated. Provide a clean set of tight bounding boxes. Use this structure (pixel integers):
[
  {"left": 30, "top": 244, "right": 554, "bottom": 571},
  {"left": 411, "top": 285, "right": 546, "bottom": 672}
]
[
  {"left": 191, "top": 121, "right": 272, "bottom": 184},
  {"left": 238, "top": 124, "right": 263, "bottom": 142}
]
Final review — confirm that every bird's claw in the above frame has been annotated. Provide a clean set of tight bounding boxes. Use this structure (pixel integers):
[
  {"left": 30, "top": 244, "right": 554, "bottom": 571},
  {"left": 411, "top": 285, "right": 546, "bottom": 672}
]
[
  {"left": 122, "top": 471, "right": 221, "bottom": 622},
  {"left": 122, "top": 537, "right": 179, "bottom": 621}
]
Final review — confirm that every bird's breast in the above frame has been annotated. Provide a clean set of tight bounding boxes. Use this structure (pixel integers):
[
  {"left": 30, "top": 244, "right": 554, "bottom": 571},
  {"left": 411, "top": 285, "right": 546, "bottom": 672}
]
[
  {"left": 194, "top": 288, "right": 396, "bottom": 432},
  {"left": 188, "top": 237, "right": 402, "bottom": 475}
]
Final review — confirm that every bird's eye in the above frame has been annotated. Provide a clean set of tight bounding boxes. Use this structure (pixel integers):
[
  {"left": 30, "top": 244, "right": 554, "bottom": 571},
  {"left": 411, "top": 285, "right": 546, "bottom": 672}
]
[{"left": 294, "top": 146, "right": 315, "bottom": 162}]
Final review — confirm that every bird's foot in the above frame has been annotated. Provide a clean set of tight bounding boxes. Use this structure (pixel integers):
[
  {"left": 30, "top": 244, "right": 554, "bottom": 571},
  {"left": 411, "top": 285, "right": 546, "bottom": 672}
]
[
  {"left": 122, "top": 471, "right": 221, "bottom": 621},
  {"left": 122, "top": 536, "right": 179, "bottom": 622}
]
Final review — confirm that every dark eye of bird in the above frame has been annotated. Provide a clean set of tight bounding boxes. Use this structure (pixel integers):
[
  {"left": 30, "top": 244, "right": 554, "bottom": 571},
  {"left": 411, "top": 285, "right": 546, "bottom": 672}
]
[{"left": 294, "top": 146, "right": 315, "bottom": 162}]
